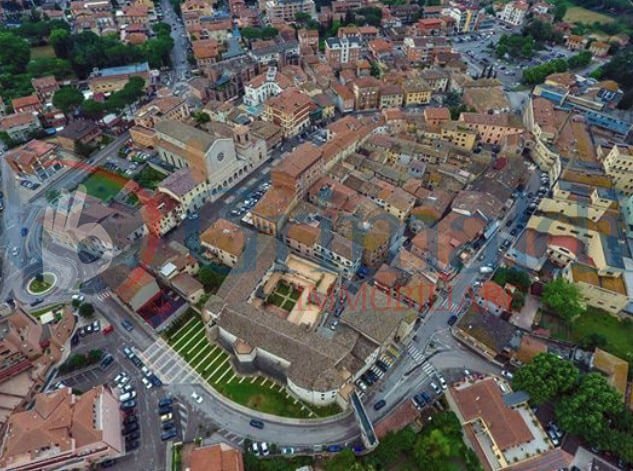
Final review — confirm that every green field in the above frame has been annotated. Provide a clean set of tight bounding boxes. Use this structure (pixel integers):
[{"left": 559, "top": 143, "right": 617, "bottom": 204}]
[
  {"left": 564, "top": 5, "right": 615, "bottom": 24},
  {"left": 539, "top": 308, "right": 633, "bottom": 360},
  {"left": 267, "top": 281, "right": 301, "bottom": 312},
  {"left": 167, "top": 316, "right": 340, "bottom": 418},
  {"left": 30, "top": 45, "right": 56, "bottom": 59},
  {"left": 80, "top": 169, "right": 130, "bottom": 202}
]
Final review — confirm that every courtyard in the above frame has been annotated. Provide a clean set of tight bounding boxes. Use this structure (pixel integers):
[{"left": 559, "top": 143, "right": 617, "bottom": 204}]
[
  {"left": 80, "top": 168, "right": 130, "bottom": 202},
  {"left": 165, "top": 315, "right": 340, "bottom": 418}
]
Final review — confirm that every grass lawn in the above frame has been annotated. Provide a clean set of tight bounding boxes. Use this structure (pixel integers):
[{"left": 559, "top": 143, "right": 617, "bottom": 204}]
[
  {"left": 282, "top": 299, "right": 296, "bottom": 311},
  {"left": 134, "top": 166, "right": 169, "bottom": 190},
  {"left": 564, "top": 5, "right": 614, "bottom": 24},
  {"left": 277, "top": 282, "right": 290, "bottom": 296},
  {"left": 30, "top": 303, "right": 65, "bottom": 318},
  {"left": 268, "top": 293, "right": 285, "bottom": 308},
  {"left": 80, "top": 169, "right": 130, "bottom": 202},
  {"left": 30, "top": 45, "right": 56, "bottom": 59},
  {"left": 538, "top": 308, "right": 633, "bottom": 360},
  {"left": 28, "top": 274, "right": 55, "bottom": 294},
  {"left": 168, "top": 316, "right": 341, "bottom": 418}
]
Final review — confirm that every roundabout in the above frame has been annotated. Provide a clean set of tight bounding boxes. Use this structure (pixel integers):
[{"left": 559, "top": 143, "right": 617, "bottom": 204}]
[{"left": 26, "top": 272, "right": 57, "bottom": 295}]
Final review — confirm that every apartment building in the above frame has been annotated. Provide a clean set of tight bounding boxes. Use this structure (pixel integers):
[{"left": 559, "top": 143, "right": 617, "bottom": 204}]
[
  {"left": 261, "top": 0, "right": 315, "bottom": 23},
  {"left": 271, "top": 142, "right": 323, "bottom": 196},
  {"left": 31, "top": 76, "right": 59, "bottom": 102},
  {"left": 11, "top": 95, "right": 42, "bottom": 114},
  {"left": 56, "top": 119, "right": 102, "bottom": 152},
  {"left": 324, "top": 37, "right": 361, "bottom": 67},
  {"left": 443, "top": 3, "right": 480, "bottom": 32},
  {"left": 499, "top": 0, "right": 528, "bottom": 26},
  {"left": 0, "top": 386, "right": 124, "bottom": 471},
  {"left": 601, "top": 144, "right": 633, "bottom": 195},
  {"left": 262, "top": 88, "right": 313, "bottom": 138},
  {"left": 192, "top": 39, "right": 220, "bottom": 67},
  {"left": 352, "top": 77, "right": 381, "bottom": 111},
  {"left": 458, "top": 112, "right": 524, "bottom": 145},
  {"left": 0, "top": 113, "right": 41, "bottom": 143},
  {"left": 200, "top": 218, "right": 246, "bottom": 267},
  {"left": 5, "top": 140, "right": 59, "bottom": 179},
  {"left": 402, "top": 78, "right": 432, "bottom": 106}
]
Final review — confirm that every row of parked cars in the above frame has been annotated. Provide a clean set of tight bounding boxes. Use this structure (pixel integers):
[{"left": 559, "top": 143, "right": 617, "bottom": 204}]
[
  {"left": 230, "top": 182, "right": 270, "bottom": 218},
  {"left": 122, "top": 346, "right": 163, "bottom": 388},
  {"left": 113, "top": 373, "right": 140, "bottom": 451},
  {"left": 355, "top": 353, "right": 395, "bottom": 394},
  {"left": 159, "top": 397, "right": 179, "bottom": 441}
]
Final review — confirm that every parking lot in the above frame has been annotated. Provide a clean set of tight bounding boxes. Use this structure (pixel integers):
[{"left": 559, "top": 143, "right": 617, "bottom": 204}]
[{"left": 57, "top": 322, "right": 171, "bottom": 470}]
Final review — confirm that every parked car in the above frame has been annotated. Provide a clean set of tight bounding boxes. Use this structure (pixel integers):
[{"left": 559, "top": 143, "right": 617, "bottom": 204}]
[
  {"left": 119, "top": 391, "right": 137, "bottom": 402},
  {"left": 191, "top": 392, "right": 203, "bottom": 404},
  {"left": 162, "top": 421, "right": 176, "bottom": 431},
  {"left": 141, "top": 377, "right": 153, "bottom": 389},
  {"left": 160, "top": 413, "right": 172, "bottom": 422},
  {"left": 124, "top": 415, "right": 138, "bottom": 425},
  {"left": 430, "top": 382, "right": 441, "bottom": 394},
  {"left": 121, "top": 320, "right": 134, "bottom": 331},
  {"left": 159, "top": 398, "right": 173, "bottom": 408},
  {"left": 120, "top": 400, "right": 137, "bottom": 410},
  {"left": 160, "top": 430, "right": 177, "bottom": 441},
  {"left": 501, "top": 369, "right": 514, "bottom": 379},
  {"left": 413, "top": 393, "right": 427, "bottom": 408},
  {"left": 100, "top": 354, "right": 114, "bottom": 370},
  {"left": 159, "top": 405, "right": 172, "bottom": 415},
  {"left": 447, "top": 315, "right": 458, "bottom": 326},
  {"left": 123, "top": 422, "right": 139, "bottom": 435},
  {"left": 126, "top": 440, "right": 140, "bottom": 450}
]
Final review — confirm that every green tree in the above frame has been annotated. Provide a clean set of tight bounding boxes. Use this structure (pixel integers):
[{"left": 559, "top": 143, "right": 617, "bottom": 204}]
[
  {"left": 81, "top": 99, "right": 104, "bottom": 119},
  {"left": 414, "top": 429, "right": 454, "bottom": 470},
  {"left": 27, "top": 58, "right": 73, "bottom": 79},
  {"left": 326, "top": 449, "right": 358, "bottom": 470},
  {"left": 542, "top": 277, "right": 584, "bottom": 321},
  {"left": 0, "top": 32, "right": 31, "bottom": 73},
  {"left": 78, "top": 302, "right": 95, "bottom": 318},
  {"left": 580, "top": 332, "right": 608, "bottom": 350},
  {"left": 511, "top": 291, "right": 525, "bottom": 311},
  {"left": 53, "top": 86, "right": 85, "bottom": 115},
  {"left": 50, "top": 28, "right": 72, "bottom": 58},
  {"left": 193, "top": 111, "right": 210, "bottom": 124},
  {"left": 556, "top": 373, "right": 623, "bottom": 443},
  {"left": 512, "top": 353, "right": 580, "bottom": 404}
]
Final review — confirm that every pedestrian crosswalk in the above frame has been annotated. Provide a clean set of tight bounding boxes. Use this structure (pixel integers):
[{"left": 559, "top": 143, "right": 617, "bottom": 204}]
[
  {"left": 137, "top": 338, "right": 203, "bottom": 384},
  {"left": 407, "top": 344, "right": 425, "bottom": 363},
  {"left": 95, "top": 290, "right": 111, "bottom": 301},
  {"left": 421, "top": 361, "right": 435, "bottom": 377},
  {"left": 217, "top": 429, "right": 244, "bottom": 446}
]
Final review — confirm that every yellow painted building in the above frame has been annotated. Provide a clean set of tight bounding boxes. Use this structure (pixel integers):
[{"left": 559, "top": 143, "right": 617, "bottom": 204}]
[
  {"left": 565, "top": 264, "right": 629, "bottom": 315},
  {"left": 402, "top": 79, "right": 432, "bottom": 106},
  {"left": 601, "top": 144, "right": 633, "bottom": 195},
  {"left": 440, "top": 122, "right": 477, "bottom": 151}
]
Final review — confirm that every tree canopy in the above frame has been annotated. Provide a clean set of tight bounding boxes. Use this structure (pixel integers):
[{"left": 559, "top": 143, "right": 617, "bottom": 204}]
[
  {"left": 0, "top": 32, "right": 31, "bottom": 74},
  {"left": 53, "top": 86, "right": 85, "bottom": 114},
  {"left": 542, "top": 277, "right": 585, "bottom": 321},
  {"left": 555, "top": 373, "right": 622, "bottom": 443},
  {"left": 512, "top": 353, "right": 580, "bottom": 404}
]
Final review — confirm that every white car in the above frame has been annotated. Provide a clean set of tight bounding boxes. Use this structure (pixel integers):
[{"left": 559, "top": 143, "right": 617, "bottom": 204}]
[
  {"left": 438, "top": 376, "right": 447, "bottom": 390},
  {"left": 71, "top": 294, "right": 85, "bottom": 303},
  {"left": 141, "top": 366, "right": 152, "bottom": 377},
  {"left": 430, "top": 382, "right": 441, "bottom": 394},
  {"left": 191, "top": 392, "right": 203, "bottom": 404},
  {"left": 142, "top": 377, "right": 153, "bottom": 389},
  {"left": 260, "top": 442, "right": 270, "bottom": 456},
  {"left": 121, "top": 384, "right": 134, "bottom": 393},
  {"left": 501, "top": 370, "right": 514, "bottom": 380},
  {"left": 119, "top": 391, "right": 137, "bottom": 402}
]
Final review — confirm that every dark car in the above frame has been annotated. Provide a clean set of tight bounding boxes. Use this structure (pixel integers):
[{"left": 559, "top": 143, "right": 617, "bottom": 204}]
[
  {"left": 126, "top": 440, "right": 140, "bottom": 450},
  {"left": 421, "top": 392, "right": 431, "bottom": 403},
  {"left": 160, "top": 430, "right": 178, "bottom": 441},
  {"left": 158, "top": 398, "right": 173, "bottom": 408},
  {"left": 20, "top": 227, "right": 28, "bottom": 237},
  {"left": 158, "top": 405, "right": 172, "bottom": 415},
  {"left": 100, "top": 459, "right": 116, "bottom": 468},
  {"left": 162, "top": 421, "right": 176, "bottom": 431},
  {"left": 126, "top": 431, "right": 140, "bottom": 441},
  {"left": 413, "top": 393, "right": 426, "bottom": 408},
  {"left": 123, "top": 422, "right": 139, "bottom": 435},
  {"left": 327, "top": 445, "right": 343, "bottom": 453},
  {"left": 361, "top": 373, "right": 374, "bottom": 385},
  {"left": 71, "top": 333, "right": 79, "bottom": 346},
  {"left": 249, "top": 419, "right": 264, "bottom": 429},
  {"left": 99, "top": 354, "right": 114, "bottom": 370},
  {"left": 121, "top": 320, "right": 134, "bottom": 331},
  {"left": 447, "top": 315, "right": 458, "bottom": 326},
  {"left": 30, "top": 298, "right": 43, "bottom": 307},
  {"left": 124, "top": 415, "right": 138, "bottom": 425},
  {"left": 376, "top": 360, "right": 389, "bottom": 371},
  {"left": 373, "top": 399, "right": 386, "bottom": 411},
  {"left": 120, "top": 400, "right": 137, "bottom": 410},
  {"left": 149, "top": 374, "right": 163, "bottom": 387}
]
